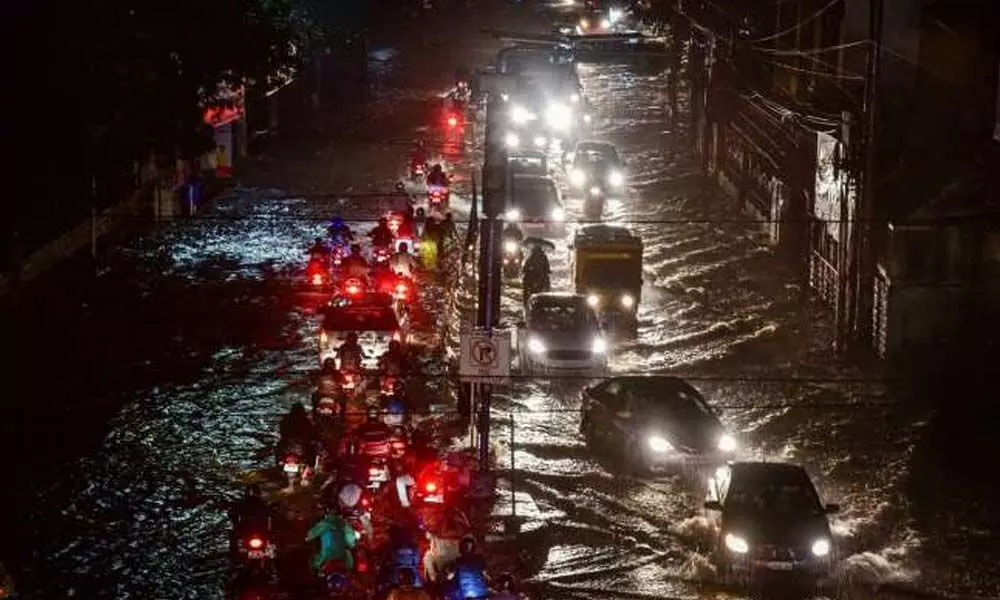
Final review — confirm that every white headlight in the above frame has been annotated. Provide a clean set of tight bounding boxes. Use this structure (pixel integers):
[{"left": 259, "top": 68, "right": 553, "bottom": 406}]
[
  {"left": 570, "top": 93, "right": 580, "bottom": 104},
  {"left": 505, "top": 132, "right": 520, "bottom": 148},
  {"left": 504, "top": 240, "right": 518, "bottom": 254},
  {"left": 583, "top": 113, "right": 592, "bottom": 124},
  {"left": 620, "top": 294, "right": 634, "bottom": 309},
  {"left": 589, "top": 186, "right": 601, "bottom": 196},
  {"left": 510, "top": 105, "right": 533, "bottom": 124},
  {"left": 591, "top": 337, "right": 607, "bottom": 353},
  {"left": 608, "top": 170, "right": 624, "bottom": 187},
  {"left": 725, "top": 533, "right": 749, "bottom": 554},
  {"left": 505, "top": 208, "right": 521, "bottom": 221},
  {"left": 579, "top": 19, "right": 589, "bottom": 30},
  {"left": 527, "top": 337, "right": 546, "bottom": 354},
  {"left": 586, "top": 294, "right": 599, "bottom": 307},
  {"left": 648, "top": 435, "right": 672, "bottom": 452},
  {"left": 811, "top": 539, "right": 831, "bottom": 557},
  {"left": 551, "top": 207, "right": 565, "bottom": 221},
  {"left": 600, "top": 18, "right": 611, "bottom": 29},
  {"left": 545, "top": 103, "right": 573, "bottom": 131},
  {"left": 501, "top": 93, "right": 509, "bottom": 102},
  {"left": 570, "top": 169, "right": 586, "bottom": 186},
  {"left": 718, "top": 433, "right": 737, "bottom": 452},
  {"left": 533, "top": 135, "right": 547, "bottom": 148}
]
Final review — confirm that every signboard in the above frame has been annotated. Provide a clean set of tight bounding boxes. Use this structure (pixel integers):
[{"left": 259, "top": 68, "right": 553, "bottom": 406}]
[
  {"left": 459, "top": 329, "right": 512, "bottom": 381},
  {"left": 212, "top": 123, "right": 234, "bottom": 178}
]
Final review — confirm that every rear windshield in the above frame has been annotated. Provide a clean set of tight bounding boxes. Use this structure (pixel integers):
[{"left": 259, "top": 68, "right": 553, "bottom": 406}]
[
  {"left": 323, "top": 305, "right": 398, "bottom": 332},
  {"left": 512, "top": 179, "right": 559, "bottom": 216}
]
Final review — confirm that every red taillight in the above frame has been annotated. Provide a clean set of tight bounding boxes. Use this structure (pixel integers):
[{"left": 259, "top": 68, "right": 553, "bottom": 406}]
[
  {"left": 357, "top": 559, "right": 369, "bottom": 573},
  {"left": 395, "top": 283, "right": 408, "bottom": 294},
  {"left": 447, "top": 115, "right": 458, "bottom": 127},
  {"left": 347, "top": 285, "right": 359, "bottom": 295},
  {"left": 425, "top": 481, "right": 438, "bottom": 493},
  {"left": 285, "top": 456, "right": 298, "bottom": 464},
  {"left": 361, "top": 497, "right": 370, "bottom": 507},
  {"left": 248, "top": 537, "right": 264, "bottom": 549},
  {"left": 312, "top": 273, "right": 324, "bottom": 286}
]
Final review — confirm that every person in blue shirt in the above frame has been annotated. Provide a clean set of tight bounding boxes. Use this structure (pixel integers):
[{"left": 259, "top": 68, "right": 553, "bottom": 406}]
[
  {"left": 445, "top": 537, "right": 489, "bottom": 600},
  {"left": 376, "top": 524, "right": 424, "bottom": 595}
]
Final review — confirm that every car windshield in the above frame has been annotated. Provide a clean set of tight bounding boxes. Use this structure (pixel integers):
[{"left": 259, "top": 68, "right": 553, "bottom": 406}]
[
  {"left": 624, "top": 379, "right": 715, "bottom": 422},
  {"left": 531, "top": 299, "right": 595, "bottom": 332},
  {"left": 509, "top": 156, "right": 546, "bottom": 173},
  {"left": 322, "top": 304, "right": 398, "bottom": 332},
  {"left": 726, "top": 472, "right": 823, "bottom": 517},
  {"left": 512, "top": 180, "right": 558, "bottom": 216},
  {"left": 577, "top": 254, "right": 640, "bottom": 289}
]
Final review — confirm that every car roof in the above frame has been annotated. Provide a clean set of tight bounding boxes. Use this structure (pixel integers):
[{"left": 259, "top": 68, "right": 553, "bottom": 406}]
[
  {"left": 575, "top": 223, "right": 637, "bottom": 239},
  {"left": 728, "top": 461, "right": 811, "bottom": 481},
  {"left": 532, "top": 292, "right": 585, "bottom": 302},
  {"left": 575, "top": 140, "right": 615, "bottom": 151}
]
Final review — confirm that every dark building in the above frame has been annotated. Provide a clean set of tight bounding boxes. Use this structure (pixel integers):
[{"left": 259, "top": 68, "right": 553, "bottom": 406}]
[{"left": 676, "top": 0, "right": 1000, "bottom": 365}]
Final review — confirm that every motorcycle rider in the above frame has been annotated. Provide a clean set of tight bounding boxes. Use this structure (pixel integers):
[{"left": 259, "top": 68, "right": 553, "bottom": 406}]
[
  {"left": 427, "top": 164, "right": 449, "bottom": 188},
  {"left": 370, "top": 217, "right": 396, "bottom": 249},
  {"left": 410, "top": 140, "right": 429, "bottom": 173},
  {"left": 341, "top": 244, "right": 369, "bottom": 279},
  {"left": 387, "top": 567, "right": 431, "bottom": 600},
  {"left": 328, "top": 216, "right": 354, "bottom": 247},
  {"left": 377, "top": 524, "right": 424, "bottom": 593},
  {"left": 390, "top": 242, "right": 419, "bottom": 279},
  {"left": 308, "top": 237, "right": 330, "bottom": 262},
  {"left": 379, "top": 340, "right": 410, "bottom": 376},
  {"left": 306, "top": 505, "right": 359, "bottom": 571},
  {"left": 315, "top": 361, "right": 345, "bottom": 401},
  {"left": 422, "top": 504, "right": 470, "bottom": 583},
  {"left": 502, "top": 220, "right": 524, "bottom": 246},
  {"left": 444, "top": 537, "right": 490, "bottom": 600},
  {"left": 279, "top": 402, "right": 317, "bottom": 448},
  {"left": 522, "top": 245, "right": 551, "bottom": 307},
  {"left": 352, "top": 405, "right": 393, "bottom": 460},
  {"left": 228, "top": 484, "right": 276, "bottom": 556},
  {"left": 335, "top": 332, "right": 365, "bottom": 373},
  {"left": 321, "top": 438, "right": 368, "bottom": 507}
]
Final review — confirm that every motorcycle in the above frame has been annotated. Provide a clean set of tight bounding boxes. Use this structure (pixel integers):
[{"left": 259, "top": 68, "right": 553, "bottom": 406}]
[
  {"left": 427, "top": 184, "right": 450, "bottom": 210},
  {"left": 238, "top": 531, "right": 277, "bottom": 568},
  {"left": 307, "top": 257, "right": 330, "bottom": 287},
  {"left": 410, "top": 160, "right": 428, "bottom": 182},
  {"left": 339, "top": 276, "right": 367, "bottom": 299},
  {"left": 279, "top": 444, "right": 314, "bottom": 489}
]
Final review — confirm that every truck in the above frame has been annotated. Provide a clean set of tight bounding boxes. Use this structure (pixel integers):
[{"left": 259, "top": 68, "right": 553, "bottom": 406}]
[{"left": 569, "top": 223, "right": 643, "bottom": 336}]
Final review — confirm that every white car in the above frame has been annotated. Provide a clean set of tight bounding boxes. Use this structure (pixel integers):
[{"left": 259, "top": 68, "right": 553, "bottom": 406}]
[
  {"left": 318, "top": 294, "right": 406, "bottom": 369},
  {"left": 504, "top": 174, "right": 567, "bottom": 238},
  {"left": 517, "top": 292, "right": 609, "bottom": 374}
]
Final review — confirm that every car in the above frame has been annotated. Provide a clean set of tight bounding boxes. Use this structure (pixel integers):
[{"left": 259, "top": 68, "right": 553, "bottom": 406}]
[
  {"left": 704, "top": 462, "right": 840, "bottom": 585},
  {"left": 579, "top": 376, "right": 736, "bottom": 473},
  {"left": 565, "top": 141, "right": 626, "bottom": 196},
  {"left": 318, "top": 293, "right": 407, "bottom": 369},
  {"left": 517, "top": 292, "right": 608, "bottom": 374},
  {"left": 503, "top": 174, "right": 566, "bottom": 238},
  {"left": 506, "top": 150, "right": 549, "bottom": 177}
]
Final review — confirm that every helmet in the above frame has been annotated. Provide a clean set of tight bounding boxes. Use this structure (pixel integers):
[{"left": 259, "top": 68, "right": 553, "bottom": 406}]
[
  {"left": 337, "top": 483, "right": 363, "bottom": 508},
  {"left": 350, "top": 244, "right": 362, "bottom": 254},
  {"left": 398, "top": 242, "right": 409, "bottom": 253},
  {"left": 331, "top": 216, "right": 345, "bottom": 230},
  {"left": 459, "top": 536, "right": 476, "bottom": 555},
  {"left": 365, "top": 405, "right": 380, "bottom": 422},
  {"left": 347, "top": 332, "right": 359, "bottom": 344},
  {"left": 244, "top": 483, "right": 261, "bottom": 499}
]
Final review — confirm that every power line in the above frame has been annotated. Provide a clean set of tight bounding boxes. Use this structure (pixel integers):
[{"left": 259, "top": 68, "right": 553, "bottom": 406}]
[
  {"left": 744, "top": 0, "right": 842, "bottom": 44},
  {"left": 754, "top": 39, "right": 869, "bottom": 57},
  {"left": 758, "top": 56, "right": 864, "bottom": 81}
]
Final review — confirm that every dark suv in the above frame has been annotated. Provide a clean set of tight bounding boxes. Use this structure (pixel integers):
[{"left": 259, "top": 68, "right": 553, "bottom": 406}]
[{"left": 704, "top": 462, "right": 840, "bottom": 585}]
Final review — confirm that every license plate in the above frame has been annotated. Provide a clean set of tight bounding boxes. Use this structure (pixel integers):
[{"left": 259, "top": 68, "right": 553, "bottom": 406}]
[
  {"left": 248, "top": 547, "right": 275, "bottom": 560},
  {"left": 424, "top": 494, "right": 444, "bottom": 503},
  {"left": 760, "top": 561, "right": 794, "bottom": 571},
  {"left": 370, "top": 469, "right": 388, "bottom": 483},
  {"left": 283, "top": 463, "right": 300, "bottom": 474}
]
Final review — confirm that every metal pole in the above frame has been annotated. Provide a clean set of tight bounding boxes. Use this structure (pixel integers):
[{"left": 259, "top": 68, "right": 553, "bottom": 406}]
[
  {"left": 835, "top": 111, "right": 852, "bottom": 352},
  {"left": 509, "top": 412, "right": 516, "bottom": 521},
  {"left": 90, "top": 176, "right": 98, "bottom": 260}
]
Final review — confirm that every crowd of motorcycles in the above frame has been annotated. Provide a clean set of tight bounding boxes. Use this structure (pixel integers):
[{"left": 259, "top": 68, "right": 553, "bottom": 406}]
[{"left": 229, "top": 114, "right": 527, "bottom": 600}]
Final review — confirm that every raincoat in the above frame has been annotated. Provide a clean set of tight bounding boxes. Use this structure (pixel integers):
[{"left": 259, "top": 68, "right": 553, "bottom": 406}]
[
  {"left": 419, "top": 233, "right": 438, "bottom": 271},
  {"left": 306, "top": 512, "right": 358, "bottom": 570}
]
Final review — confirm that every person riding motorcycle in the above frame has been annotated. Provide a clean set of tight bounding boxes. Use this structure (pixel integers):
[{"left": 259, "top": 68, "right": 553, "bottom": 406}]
[
  {"left": 370, "top": 217, "right": 396, "bottom": 249},
  {"left": 328, "top": 217, "right": 354, "bottom": 247},
  {"left": 522, "top": 245, "right": 551, "bottom": 301},
  {"left": 336, "top": 332, "right": 364, "bottom": 373},
  {"left": 427, "top": 164, "right": 449, "bottom": 188},
  {"left": 306, "top": 505, "right": 359, "bottom": 571},
  {"left": 280, "top": 402, "right": 317, "bottom": 446},
  {"left": 387, "top": 567, "right": 431, "bottom": 600},
  {"left": 410, "top": 141, "right": 429, "bottom": 171},
  {"left": 502, "top": 220, "right": 524, "bottom": 246},
  {"left": 352, "top": 405, "right": 393, "bottom": 459},
  {"left": 390, "top": 242, "right": 419, "bottom": 279},
  {"left": 379, "top": 340, "right": 410, "bottom": 376},
  {"left": 228, "top": 484, "right": 276, "bottom": 555},
  {"left": 313, "top": 362, "right": 346, "bottom": 418},
  {"left": 381, "top": 384, "right": 411, "bottom": 430},
  {"left": 341, "top": 244, "right": 369, "bottom": 279},
  {"left": 377, "top": 524, "right": 424, "bottom": 593},
  {"left": 445, "top": 537, "right": 490, "bottom": 600}
]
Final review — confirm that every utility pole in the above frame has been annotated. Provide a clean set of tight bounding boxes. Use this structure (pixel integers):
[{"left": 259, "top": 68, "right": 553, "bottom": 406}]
[
  {"left": 835, "top": 110, "right": 853, "bottom": 352},
  {"left": 854, "top": 0, "right": 884, "bottom": 348}
]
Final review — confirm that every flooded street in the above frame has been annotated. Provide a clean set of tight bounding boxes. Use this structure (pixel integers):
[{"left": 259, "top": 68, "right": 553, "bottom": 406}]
[{"left": 2, "top": 5, "right": 996, "bottom": 599}]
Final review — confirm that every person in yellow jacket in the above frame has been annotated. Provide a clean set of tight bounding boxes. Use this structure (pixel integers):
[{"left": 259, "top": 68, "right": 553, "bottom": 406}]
[
  {"left": 386, "top": 568, "right": 431, "bottom": 600},
  {"left": 419, "top": 228, "right": 438, "bottom": 272}
]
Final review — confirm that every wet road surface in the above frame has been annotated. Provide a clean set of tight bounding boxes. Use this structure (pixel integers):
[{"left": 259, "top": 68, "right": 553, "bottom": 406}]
[{"left": 2, "top": 4, "right": 997, "bottom": 599}]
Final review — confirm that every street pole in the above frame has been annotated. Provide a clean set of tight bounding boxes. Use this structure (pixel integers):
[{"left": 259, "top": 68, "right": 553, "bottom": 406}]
[
  {"left": 835, "top": 111, "right": 852, "bottom": 352},
  {"left": 854, "top": 1, "right": 884, "bottom": 347},
  {"left": 90, "top": 176, "right": 98, "bottom": 262}
]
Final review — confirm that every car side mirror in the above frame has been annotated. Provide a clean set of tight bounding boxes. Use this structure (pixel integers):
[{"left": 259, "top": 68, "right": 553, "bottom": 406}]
[
  {"left": 704, "top": 500, "right": 722, "bottom": 511},
  {"left": 824, "top": 503, "right": 840, "bottom": 514}
]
